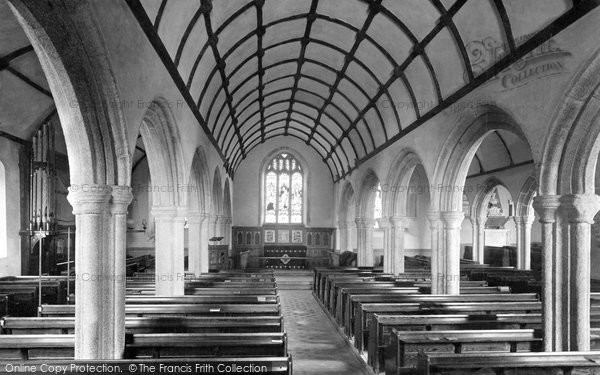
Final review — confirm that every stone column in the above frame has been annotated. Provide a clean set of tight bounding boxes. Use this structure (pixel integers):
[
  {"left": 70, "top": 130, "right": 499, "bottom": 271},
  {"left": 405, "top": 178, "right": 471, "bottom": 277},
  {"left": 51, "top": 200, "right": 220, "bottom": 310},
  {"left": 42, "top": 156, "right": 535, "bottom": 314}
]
[
  {"left": 67, "top": 185, "right": 113, "bottom": 359},
  {"left": 514, "top": 215, "right": 535, "bottom": 270},
  {"left": 378, "top": 218, "right": 391, "bottom": 273},
  {"left": 533, "top": 195, "right": 561, "bottom": 351},
  {"left": 441, "top": 211, "right": 464, "bottom": 295},
  {"left": 559, "top": 194, "right": 600, "bottom": 351},
  {"left": 390, "top": 216, "right": 408, "bottom": 275},
  {"left": 199, "top": 213, "right": 210, "bottom": 273},
  {"left": 152, "top": 206, "right": 186, "bottom": 296},
  {"left": 427, "top": 211, "right": 443, "bottom": 294},
  {"left": 187, "top": 213, "right": 204, "bottom": 276},
  {"left": 355, "top": 218, "right": 374, "bottom": 266},
  {"left": 108, "top": 186, "right": 132, "bottom": 359},
  {"left": 472, "top": 219, "right": 485, "bottom": 264},
  {"left": 209, "top": 215, "right": 218, "bottom": 240}
]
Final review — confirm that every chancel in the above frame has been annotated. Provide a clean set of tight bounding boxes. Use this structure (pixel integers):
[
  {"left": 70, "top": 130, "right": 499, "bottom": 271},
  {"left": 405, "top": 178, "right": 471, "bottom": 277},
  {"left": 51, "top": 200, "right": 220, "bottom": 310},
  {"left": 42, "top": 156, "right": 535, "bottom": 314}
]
[{"left": 1, "top": 0, "right": 600, "bottom": 374}]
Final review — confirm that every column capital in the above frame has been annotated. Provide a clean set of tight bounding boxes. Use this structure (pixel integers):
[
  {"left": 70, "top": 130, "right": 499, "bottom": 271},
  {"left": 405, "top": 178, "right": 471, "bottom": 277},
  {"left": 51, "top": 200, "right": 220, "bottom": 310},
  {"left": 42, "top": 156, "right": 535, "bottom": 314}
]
[
  {"left": 559, "top": 194, "right": 600, "bottom": 224},
  {"left": 390, "top": 215, "right": 409, "bottom": 228},
  {"left": 426, "top": 209, "right": 442, "bottom": 226},
  {"left": 441, "top": 211, "right": 464, "bottom": 229},
  {"left": 377, "top": 217, "right": 390, "bottom": 229},
  {"left": 67, "top": 184, "right": 112, "bottom": 215},
  {"left": 186, "top": 213, "right": 205, "bottom": 225},
  {"left": 111, "top": 186, "right": 133, "bottom": 215},
  {"left": 151, "top": 206, "right": 177, "bottom": 220},
  {"left": 514, "top": 215, "right": 535, "bottom": 227},
  {"left": 532, "top": 195, "right": 561, "bottom": 223}
]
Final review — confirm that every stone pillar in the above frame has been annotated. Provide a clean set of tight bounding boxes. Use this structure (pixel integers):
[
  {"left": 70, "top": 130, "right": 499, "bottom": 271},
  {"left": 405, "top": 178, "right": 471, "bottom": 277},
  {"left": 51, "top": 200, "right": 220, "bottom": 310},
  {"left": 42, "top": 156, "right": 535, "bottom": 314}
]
[
  {"left": 67, "top": 185, "right": 113, "bottom": 359},
  {"left": 514, "top": 215, "right": 535, "bottom": 270},
  {"left": 209, "top": 215, "right": 218, "bottom": 240},
  {"left": 533, "top": 195, "right": 561, "bottom": 351},
  {"left": 199, "top": 213, "right": 210, "bottom": 273},
  {"left": 472, "top": 219, "right": 485, "bottom": 264},
  {"left": 355, "top": 218, "right": 374, "bottom": 267},
  {"left": 559, "top": 194, "right": 600, "bottom": 351},
  {"left": 378, "top": 218, "right": 391, "bottom": 273},
  {"left": 390, "top": 216, "right": 408, "bottom": 275},
  {"left": 427, "top": 211, "right": 443, "bottom": 294},
  {"left": 187, "top": 213, "right": 204, "bottom": 276},
  {"left": 152, "top": 206, "right": 186, "bottom": 296},
  {"left": 108, "top": 186, "right": 132, "bottom": 359},
  {"left": 441, "top": 211, "right": 464, "bottom": 295}
]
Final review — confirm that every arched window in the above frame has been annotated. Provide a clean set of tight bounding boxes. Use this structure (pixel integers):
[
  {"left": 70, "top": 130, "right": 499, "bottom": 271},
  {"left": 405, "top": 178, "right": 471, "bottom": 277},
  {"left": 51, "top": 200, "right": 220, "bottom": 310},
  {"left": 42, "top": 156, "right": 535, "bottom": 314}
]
[
  {"left": 0, "top": 161, "right": 6, "bottom": 258},
  {"left": 373, "top": 183, "right": 382, "bottom": 229},
  {"left": 264, "top": 153, "right": 303, "bottom": 224}
]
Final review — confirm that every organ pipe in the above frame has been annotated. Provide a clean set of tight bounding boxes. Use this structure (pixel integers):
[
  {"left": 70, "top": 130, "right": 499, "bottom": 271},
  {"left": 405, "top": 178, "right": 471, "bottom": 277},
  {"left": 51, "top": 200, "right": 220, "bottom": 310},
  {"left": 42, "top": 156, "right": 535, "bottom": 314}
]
[{"left": 30, "top": 121, "right": 56, "bottom": 232}]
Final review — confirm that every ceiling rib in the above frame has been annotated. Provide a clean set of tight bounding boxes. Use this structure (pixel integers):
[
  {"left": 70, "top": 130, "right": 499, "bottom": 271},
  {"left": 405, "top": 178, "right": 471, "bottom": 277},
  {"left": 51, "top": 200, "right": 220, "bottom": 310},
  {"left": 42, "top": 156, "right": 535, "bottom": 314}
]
[
  {"left": 129, "top": 0, "right": 598, "bottom": 181},
  {"left": 335, "top": 0, "right": 600, "bottom": 182}
]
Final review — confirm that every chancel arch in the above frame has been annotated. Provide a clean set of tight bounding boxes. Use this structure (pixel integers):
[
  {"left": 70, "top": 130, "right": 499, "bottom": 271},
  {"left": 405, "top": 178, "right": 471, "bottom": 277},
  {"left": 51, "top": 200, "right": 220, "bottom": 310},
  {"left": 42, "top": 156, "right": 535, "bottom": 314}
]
[{"left": 381, "top": 149, "right": 432, "bottom": 275}]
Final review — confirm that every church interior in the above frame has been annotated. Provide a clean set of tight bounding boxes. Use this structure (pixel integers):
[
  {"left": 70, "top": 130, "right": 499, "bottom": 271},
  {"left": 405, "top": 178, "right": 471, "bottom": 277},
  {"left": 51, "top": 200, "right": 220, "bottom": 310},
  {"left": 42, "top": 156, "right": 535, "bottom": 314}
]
[{"left": 1, "top": 0, "right": 600, "bottom": 374}]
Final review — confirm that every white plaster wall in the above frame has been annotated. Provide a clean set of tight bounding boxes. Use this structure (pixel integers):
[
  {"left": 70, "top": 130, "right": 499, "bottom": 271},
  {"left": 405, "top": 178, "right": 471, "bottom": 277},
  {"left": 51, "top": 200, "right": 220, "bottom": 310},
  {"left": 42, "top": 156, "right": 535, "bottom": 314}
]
[
  {"left": 0, "top": 139, "right": 21, "bottom": 276},
  {"left": 233, "top": 137, "right": 334, "bottom": 228}
]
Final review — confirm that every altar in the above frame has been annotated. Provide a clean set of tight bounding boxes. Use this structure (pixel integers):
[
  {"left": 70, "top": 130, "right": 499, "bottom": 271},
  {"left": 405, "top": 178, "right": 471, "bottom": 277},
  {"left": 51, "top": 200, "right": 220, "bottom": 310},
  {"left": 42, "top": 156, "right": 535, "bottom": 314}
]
[{"left": 262, "top": 246, "right": 307, "bottom": 269}]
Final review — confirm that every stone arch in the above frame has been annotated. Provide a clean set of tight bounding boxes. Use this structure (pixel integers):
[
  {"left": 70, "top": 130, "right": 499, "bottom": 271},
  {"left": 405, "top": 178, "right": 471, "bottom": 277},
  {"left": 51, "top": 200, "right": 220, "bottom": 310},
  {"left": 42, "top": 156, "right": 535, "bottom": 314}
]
[
  {"left": 383, "top": 149, "right": 432, "bottom": 217},
  {"left": 516, "top": 176, "right": 537, "bottom": 218},
  {"left": 470, "top": 176, "right": 508, "bottom": 224},
  {"left": 186, "top": 147, "right": 212, "bottom": 275},
  {"left": 356, "top": 169, "right": 380, "bottom": 219},
  {"left": 432, "top": 105, "right": 530, "bottom": 212},
  {"left": 355, "top": 169, "right": 380, "bottom": 266},
  {"left": 430, "top": 105, "right": 530, "bottom": 294},
  {"left": 539, "top": 46, "right": 600, "bottom": 196},
  {"left": 381, "top": 149, "right": 432, "bottom": 274},
  {"left": 212, "top": 168, "right": 223, "bottom": 216},
  {"left": 533, "top": 47, "right": 600, "bottom": 352},
  {"left": 469, "top": 176, "right": 509, "bottom": 264},
  {"left": 338, "top": 182, "right": 356, "bottom": 254},
  {"left": 139, "top": 97, "right": 187, "bottom": 208},
  {"left": 7, "top": 0, "right": 130, "bottom": 187},
  {"left": 6, "top": 0, "right": 132, "bottom": 360}
]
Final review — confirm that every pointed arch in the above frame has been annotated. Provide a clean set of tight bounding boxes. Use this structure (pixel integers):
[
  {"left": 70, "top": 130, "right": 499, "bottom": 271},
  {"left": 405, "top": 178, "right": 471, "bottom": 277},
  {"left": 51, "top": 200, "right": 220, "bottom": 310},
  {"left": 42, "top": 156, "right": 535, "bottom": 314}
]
[
  {"left": 356, "top": 169, "right": 380, "bottom": 219},
  {"left": 382, "top": 149, "right": 432, "bottom": 218},
  {"left": 212, "top": 168, "right": 223, "bottom": 216},
  {"left": 188, "top": 146, "right": 211, "bottom": 214},
  {"left": 516, "top": 176, "right": 537, "bottom": 218},
  {"left": 223, "top": 179, "right": 232, "bottom": 218}
]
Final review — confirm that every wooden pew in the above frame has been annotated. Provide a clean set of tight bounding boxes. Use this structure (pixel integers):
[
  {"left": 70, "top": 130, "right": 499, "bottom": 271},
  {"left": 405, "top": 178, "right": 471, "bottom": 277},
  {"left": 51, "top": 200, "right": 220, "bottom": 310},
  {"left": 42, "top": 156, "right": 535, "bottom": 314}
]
[
  {"left": 416, "top": 351, "right": 600, "bottom": 375},
  {"left": 124, "top": 295, "right": 279, "bottom": 304},
  {"left": 2, "top": 316, "right": 284, "bottom": 334},
  {"left": 0, "top": 335, "right": 73, "bottom": 359},
  {"left": 39, "top": 304, "right": 281, "bottom": 317},
  {"left": 354, "top": 302, "right": 542, "bottom": 352},
  {"left": 387, "top": 329, "right": 544, "bottom": 374},
  {"left": 124, "top": 332, "right": 287, "bottom": 358},
  {"left": 0, "top": 333, "right": 287, "bottom": 360},
  {"left": 346, "top": 293, "right": 539, "bottom": 338},
  {"left": 0, "top": 286, "right": 36, "bottom": 316},
  {"left": 334, "top": 287, "right": 421, "bottom": 323},
  {"left": 125, "top": 286, "right": 278, "bottom": 295},
  {"left": 367, "top": 314, "right": 543, "bottom": 373}
]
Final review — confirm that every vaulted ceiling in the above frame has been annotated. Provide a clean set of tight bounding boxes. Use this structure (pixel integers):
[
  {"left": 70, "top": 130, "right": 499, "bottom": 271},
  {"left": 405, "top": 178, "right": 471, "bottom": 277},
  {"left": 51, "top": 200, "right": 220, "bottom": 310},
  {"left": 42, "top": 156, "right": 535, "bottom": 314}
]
[{"left": 129, "top": 0, "right": 592, "bottom": 180}]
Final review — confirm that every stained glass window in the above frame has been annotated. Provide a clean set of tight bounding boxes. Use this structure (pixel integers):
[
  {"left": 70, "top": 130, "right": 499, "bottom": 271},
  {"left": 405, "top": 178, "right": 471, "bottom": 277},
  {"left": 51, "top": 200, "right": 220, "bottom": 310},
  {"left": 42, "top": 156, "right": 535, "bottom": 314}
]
[
  {"left": 374, "top": 183, "right": 383, "bottom": 229},
  {"left": 264, "top": 153, "right": 303, "bottom": 224}
]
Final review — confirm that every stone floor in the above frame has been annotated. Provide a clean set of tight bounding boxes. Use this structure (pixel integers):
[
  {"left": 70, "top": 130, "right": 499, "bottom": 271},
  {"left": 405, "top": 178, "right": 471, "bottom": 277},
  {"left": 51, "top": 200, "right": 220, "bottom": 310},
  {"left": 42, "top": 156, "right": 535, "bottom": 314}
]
[{"left": 278, "top": 289, "right": 371, "bottom": 375}]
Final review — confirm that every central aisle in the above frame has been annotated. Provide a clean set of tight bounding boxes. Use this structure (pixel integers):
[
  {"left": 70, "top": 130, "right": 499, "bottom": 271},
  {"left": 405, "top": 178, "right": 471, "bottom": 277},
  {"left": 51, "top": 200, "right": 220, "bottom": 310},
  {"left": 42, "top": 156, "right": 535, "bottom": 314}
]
[{"left": 278, "top": 287, "right": 371, "bottom": 375}]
